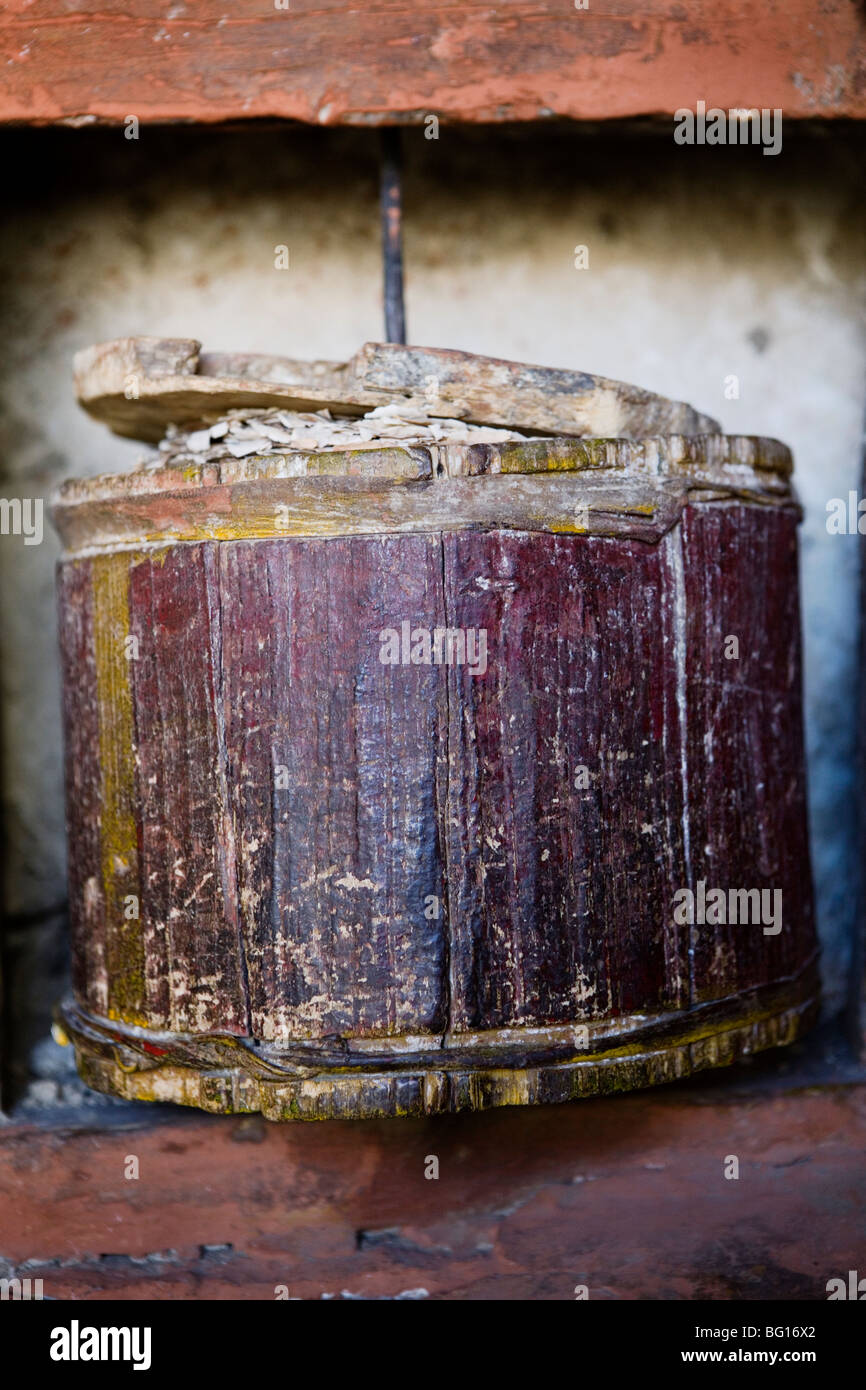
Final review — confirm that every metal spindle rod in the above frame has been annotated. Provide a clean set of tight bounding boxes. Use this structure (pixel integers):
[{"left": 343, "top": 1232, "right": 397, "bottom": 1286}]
[{"left": 380, "top": 129, "right": 407, "bottom": 344}]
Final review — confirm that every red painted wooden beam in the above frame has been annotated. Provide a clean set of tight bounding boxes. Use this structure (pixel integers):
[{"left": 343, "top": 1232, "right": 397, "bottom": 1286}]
[
  {"left": 1, "top": 1072, "right": 864, "bottom": 1299},
  {"left": 0, "top": 1, "right": 864, "bottom": 128}
]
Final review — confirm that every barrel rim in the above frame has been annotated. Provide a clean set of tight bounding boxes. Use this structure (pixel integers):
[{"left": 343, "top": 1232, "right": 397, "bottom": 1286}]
[
  {"left": 53, "top": 432, "right": 794, "bottom": 502},
  {"left": 58, "top": 966, "right": 820, "bottom": 1120},
  {"left": 50, "top": 434, "right": 798, "bottom": 556}
]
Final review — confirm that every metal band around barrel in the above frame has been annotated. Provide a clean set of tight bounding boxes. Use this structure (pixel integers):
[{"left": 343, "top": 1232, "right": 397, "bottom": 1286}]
[
  {"left": 52, "top": 435, "right": 797, "bottom": 558},
  {"left": 59, "top": 960, "right": 819, "bottom": 1119}
]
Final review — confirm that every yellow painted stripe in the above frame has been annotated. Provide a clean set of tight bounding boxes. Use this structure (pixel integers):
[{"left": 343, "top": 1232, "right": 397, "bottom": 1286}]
[{"left": 92, "top": 552, "right": 146, "bottom": 1025}]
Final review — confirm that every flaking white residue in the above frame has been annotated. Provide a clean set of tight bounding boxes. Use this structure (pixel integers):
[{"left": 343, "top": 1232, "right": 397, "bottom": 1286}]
[
  {"left": 183, "top": 872, "right": 213, "bottom": 908},
  {"left": 334, "top": 871, "right": 376, "bottom": 890},
  {"left": 83, "top": 875, "right": 102, "bottom": 916},
  {"left": 136, "top": 404, "right": 531, "bottom": 471},
  {"left": 299, "top": 864, "right": 338, "bottom": 890},
  {"left": 572, "top": 970, "right": 597, "bottom": 1004},
  {"left": 665, "top": 525, "right": 695, "bottom": 1006}
]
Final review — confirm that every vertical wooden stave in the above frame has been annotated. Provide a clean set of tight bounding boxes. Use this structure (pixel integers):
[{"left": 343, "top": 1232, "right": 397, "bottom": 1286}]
[
  {"left": 220, "top": 534, "right": 449, "bottom": 1041},
  {"left": 442, "top": 529, "right": 689, "bottom": 1032},
  {"left": 90, "top": 553, "right": 146, "bottom": 1026},
  {"left": 681, "top": 503, "right": 815, "bottom": 1003},
  {"left": 58, "top": 559, "right": 108, "bottom": 1019},
  {"left": 127, "top": 545, "right": 249, "bottom": 1035}
]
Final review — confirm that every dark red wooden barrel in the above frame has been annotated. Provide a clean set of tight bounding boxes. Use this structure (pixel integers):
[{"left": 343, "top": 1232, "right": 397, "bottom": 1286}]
[{"left": 52, "top": 414, "right": 818, "bottom": 1119}]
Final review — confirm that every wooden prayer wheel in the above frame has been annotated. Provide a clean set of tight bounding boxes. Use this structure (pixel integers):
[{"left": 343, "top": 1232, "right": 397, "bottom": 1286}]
[{"left": 53, "top": 339, "right": 819, "bottom": 1120}]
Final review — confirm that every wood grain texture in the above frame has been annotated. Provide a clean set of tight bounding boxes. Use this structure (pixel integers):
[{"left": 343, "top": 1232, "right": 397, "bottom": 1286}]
[
  {"left": 442, "top": 528, "right": 688, "bottom": 1030},
  {"left": 73, "top": 337, "right": 720, "bottom": 443},
  {"left": 2, "top": 2, "right": 864, "bottom": 126},
  {"left": 55, "top": 449, "right": 818, "bottom": 1117},
  {"left": 126, "top": 546, "right": 250, "bottom": 1035},
  {"left": 218, "top": 535, "right": 448, "bottom": 1040},
  {"left": 90, "top": 552, "right": 146, "bottom": 1024},
  {"left": 58, "top": 559, "right": 106, "bottom": 1016},
  {"left": 681, "top": 504, "right": 816, "bottom": 1002},
  {"left": 50, "top": 434, "right": 795, "bottom": 559}
]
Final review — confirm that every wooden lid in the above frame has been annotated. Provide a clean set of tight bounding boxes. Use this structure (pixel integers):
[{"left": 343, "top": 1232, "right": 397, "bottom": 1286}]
[
  {"left": 58, "top": 337, "right": 797, "bottom": 557},
  {"left": 74, "top": 337, "right": 722, "bottom": 443}
]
